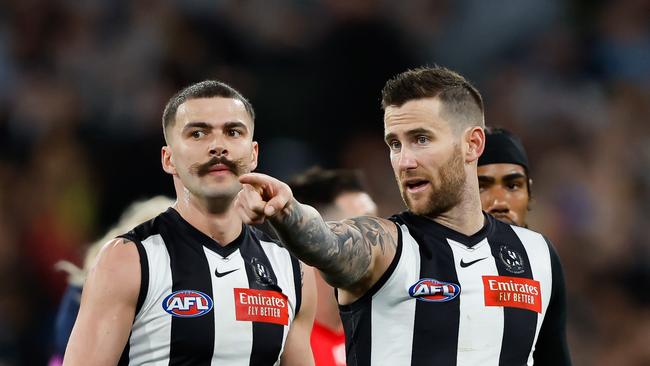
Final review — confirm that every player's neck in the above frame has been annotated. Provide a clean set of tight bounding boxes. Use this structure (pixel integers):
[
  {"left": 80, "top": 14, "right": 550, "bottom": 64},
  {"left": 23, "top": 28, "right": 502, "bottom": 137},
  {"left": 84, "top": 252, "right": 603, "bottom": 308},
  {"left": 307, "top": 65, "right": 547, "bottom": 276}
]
[
  {"left": 430, "top": 185, "right": 484, "bottom": 236},
  {"left": 174, "top": 196, "right": 243, "bottom": 246}
]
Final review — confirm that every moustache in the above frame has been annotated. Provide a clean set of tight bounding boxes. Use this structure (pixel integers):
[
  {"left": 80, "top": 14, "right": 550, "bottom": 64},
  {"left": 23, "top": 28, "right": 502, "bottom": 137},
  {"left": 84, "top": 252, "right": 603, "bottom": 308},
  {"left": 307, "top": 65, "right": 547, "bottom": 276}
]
[{"left": 193, "top": 156, "right": 240, "bottom": 176}]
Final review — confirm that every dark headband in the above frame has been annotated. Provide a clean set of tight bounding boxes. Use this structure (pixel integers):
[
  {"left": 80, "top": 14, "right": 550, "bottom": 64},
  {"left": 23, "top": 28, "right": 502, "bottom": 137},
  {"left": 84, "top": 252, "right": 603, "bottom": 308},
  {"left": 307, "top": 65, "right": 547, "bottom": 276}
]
[{"left": 479, "top": 128, "right": 529, "bottom": 172}]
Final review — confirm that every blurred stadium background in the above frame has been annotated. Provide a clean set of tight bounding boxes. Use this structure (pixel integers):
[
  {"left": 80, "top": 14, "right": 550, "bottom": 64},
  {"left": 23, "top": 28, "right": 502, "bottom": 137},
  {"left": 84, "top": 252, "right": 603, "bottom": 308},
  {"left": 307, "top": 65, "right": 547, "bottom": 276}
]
[{"left": 0, "top": 0, "right": 649, "bottom": 364}]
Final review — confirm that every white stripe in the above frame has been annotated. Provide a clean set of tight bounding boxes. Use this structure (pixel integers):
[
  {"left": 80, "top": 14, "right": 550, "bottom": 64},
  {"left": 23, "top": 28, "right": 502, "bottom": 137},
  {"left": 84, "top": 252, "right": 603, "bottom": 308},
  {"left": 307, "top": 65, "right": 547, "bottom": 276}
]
[
  {"left": 448, "top": 238, "right": 503, "bottom": 366},
  {"left": 511, "top": 226, "right": 553, "bottom": 366},
  {"left": 203, "top": 248, "right": 253, "bottom": 366},
  {"left": 259, "top": 240, "right": 296, "bottom": 362},
  {"left": 129, "top": 234, "right": 172, "bottom": 365},
  {"left": 370, "top": 224, "right": 419, "bottom": 366}
]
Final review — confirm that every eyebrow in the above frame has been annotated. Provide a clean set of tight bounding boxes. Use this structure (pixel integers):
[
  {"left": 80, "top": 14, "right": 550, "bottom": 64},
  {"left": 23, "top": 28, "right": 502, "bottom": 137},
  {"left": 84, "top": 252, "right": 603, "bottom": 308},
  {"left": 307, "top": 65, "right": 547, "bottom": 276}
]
[
  {"left": 182, "top": 121, "right": 249, "bottom": 133},
  {"left": 478, "top": 175, "right": 495, "bottom": 183},
  {"left": 502, "top": 172, "right": 527, "bottom": 181},
  {"left": 384, "top": 128, "right": 433, "bottom": 143},
  {"left": 223, "top": 121, "right": 249, "bottom": 132},
  {"left": 478, "top": 172, "right": 527, "bottom": 184},
  {"left": 182, "top": 122, "right": 212, "bottom": 133}
]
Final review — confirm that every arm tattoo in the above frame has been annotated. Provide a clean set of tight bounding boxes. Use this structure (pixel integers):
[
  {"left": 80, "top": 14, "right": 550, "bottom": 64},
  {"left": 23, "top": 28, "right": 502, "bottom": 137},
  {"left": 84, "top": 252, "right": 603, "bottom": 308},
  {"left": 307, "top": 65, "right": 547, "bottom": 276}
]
[{"left": 270, "top": 199, "right": 397, "bottom": 289}]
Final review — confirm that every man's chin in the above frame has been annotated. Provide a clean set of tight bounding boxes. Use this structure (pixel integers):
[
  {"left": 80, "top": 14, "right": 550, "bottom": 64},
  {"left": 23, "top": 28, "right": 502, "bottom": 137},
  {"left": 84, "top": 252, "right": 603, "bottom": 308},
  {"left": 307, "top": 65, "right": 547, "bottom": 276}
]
[
  {"left": 492, "top": 215, "right": 516, "bottom": 226},
  {"left": 201, "top": 184, "right": 241, "bottom": 200}
]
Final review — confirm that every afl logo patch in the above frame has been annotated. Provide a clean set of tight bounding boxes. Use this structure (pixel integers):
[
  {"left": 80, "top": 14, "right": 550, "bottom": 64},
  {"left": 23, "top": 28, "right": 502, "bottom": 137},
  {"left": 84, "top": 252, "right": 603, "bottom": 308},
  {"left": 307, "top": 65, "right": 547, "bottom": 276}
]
[
  {"left": 408, "top": 278, "right": 460, "bottom": 302},
  {"left": 162, "top": 290, "right": 213, "bottom": 318},
  {"left": 499, "top": 245, "right": 525, "bottom": 274}
]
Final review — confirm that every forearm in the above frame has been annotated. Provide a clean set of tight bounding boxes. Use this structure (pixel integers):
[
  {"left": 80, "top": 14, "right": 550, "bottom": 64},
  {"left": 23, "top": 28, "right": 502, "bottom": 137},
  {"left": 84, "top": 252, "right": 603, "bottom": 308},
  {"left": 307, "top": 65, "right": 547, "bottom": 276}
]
[{"left": 269, "top": 199, "right": 371, "bottom": 288}]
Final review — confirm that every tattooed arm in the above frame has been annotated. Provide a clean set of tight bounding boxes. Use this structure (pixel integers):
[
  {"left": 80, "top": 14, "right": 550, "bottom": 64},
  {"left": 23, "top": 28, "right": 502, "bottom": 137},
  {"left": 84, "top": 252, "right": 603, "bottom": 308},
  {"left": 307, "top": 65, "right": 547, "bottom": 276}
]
[{"left": 236, "top": 173, "right": 398, "bottom": 296}]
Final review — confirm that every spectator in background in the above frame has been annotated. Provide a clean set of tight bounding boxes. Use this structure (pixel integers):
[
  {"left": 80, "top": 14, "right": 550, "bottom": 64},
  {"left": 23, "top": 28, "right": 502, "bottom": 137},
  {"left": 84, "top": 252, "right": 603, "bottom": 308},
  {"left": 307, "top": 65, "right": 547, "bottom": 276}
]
[
  {"left": 478, "top": 127, "right": 532, "bottom": 227},
  {"left": 289, "top": 166, "right": 378, "bottom": 366},
  {"left": 49, "top": 196, "right": 174, "bottom": 366}
]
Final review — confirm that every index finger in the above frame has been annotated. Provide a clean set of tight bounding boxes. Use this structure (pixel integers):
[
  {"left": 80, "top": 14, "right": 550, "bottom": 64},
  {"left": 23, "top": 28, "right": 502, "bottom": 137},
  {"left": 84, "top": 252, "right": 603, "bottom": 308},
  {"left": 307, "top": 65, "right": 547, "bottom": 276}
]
[{"left": 238, "top": 172, "right": 273, "bottom": 187}]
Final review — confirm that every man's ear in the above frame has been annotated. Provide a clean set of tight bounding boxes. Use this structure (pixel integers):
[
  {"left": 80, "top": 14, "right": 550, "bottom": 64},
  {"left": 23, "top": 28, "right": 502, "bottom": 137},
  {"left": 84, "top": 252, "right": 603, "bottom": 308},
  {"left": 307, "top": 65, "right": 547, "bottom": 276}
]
[
  {"left": 250, "top": 141, "right": 259, "bottom": 171},
  {"left": 161, "top": 146, "right": 176, "bottom": 175},
  {"left": 464, "top": 126, "right": 485, "bottom": 163}
]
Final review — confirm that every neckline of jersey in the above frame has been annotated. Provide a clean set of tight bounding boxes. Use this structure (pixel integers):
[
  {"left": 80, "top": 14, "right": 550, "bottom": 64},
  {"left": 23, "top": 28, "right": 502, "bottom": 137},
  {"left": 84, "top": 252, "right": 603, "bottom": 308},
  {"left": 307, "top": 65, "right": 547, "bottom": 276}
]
[
  {"left": 165, "top": 207, "right": 248, "bottom": 258},
  {"left": 401, "top": 210, "right": 495, "bottom": 248}
]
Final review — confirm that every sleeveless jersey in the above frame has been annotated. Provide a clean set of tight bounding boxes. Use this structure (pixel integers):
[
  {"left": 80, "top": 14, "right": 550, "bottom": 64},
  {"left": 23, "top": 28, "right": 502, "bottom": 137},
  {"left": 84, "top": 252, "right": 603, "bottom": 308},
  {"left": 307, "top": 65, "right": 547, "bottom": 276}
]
[
  {"left": 118, "top": 208, "right": 303, "bottom": 366},
  {"left": 339, "top": 211, "right": 570, "bottom": 366}
]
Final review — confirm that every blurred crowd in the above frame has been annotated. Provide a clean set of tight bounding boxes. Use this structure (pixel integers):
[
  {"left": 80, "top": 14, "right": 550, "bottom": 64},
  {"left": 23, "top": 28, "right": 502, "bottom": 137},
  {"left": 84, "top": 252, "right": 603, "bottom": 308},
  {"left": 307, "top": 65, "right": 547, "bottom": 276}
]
[{"left": 0, "top": 0, "right": 648, "bottom": 364}]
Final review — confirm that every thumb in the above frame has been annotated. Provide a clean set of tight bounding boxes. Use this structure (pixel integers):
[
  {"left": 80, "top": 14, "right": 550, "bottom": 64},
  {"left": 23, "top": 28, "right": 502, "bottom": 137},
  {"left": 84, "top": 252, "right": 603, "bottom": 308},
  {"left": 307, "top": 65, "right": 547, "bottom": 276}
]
[
  {"left": 264, "top": 195, "right": 287, "bottom": 217},
  {"left": 264, "top": 186, "right": 293, "bottom": 217}
]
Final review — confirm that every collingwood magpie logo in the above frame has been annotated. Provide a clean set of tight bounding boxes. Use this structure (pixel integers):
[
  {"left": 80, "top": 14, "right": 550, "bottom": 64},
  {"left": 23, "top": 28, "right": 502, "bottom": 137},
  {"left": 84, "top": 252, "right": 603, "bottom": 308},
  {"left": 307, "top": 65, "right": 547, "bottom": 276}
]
[
  {"left": 499, "top": 245, "right": 525, "bottom": 274},
  {"left": 250, "top": 257, "right": 276, "bottom": 286}
]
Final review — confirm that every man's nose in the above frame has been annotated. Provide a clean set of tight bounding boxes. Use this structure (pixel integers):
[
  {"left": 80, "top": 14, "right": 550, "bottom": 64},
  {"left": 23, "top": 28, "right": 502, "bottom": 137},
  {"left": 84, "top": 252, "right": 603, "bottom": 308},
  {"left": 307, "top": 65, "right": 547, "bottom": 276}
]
[
  {"left": 398, "top": 147, "right": 418, "bottom": 170},
  {"left": 209, "top": 138, "right": 228, "bottom": 157},
  {"left": 488, "top": 189, "right": 510, "bottom": 213}
]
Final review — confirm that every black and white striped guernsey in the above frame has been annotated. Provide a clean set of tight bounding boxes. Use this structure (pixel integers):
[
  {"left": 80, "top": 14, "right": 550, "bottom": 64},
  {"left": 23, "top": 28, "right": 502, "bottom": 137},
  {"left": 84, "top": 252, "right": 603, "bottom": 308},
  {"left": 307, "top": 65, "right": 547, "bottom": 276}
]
[
  {"left": 117, "top": 208, "right": 303, "bottom": 366},
  {"left": 340, "top": 211, "right": 571, "bottom": 366}
]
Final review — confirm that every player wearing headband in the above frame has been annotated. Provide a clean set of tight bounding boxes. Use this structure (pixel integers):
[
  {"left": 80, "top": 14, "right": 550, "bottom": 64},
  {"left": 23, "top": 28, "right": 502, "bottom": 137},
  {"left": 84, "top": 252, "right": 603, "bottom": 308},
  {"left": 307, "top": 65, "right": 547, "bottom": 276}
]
[{"left": 478, "top": 127, "right": 532, "bottom": 227}]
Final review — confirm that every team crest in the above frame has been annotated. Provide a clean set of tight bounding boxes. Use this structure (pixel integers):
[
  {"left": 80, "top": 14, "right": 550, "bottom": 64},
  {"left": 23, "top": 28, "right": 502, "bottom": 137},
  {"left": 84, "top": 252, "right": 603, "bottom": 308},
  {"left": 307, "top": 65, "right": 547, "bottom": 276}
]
[
  {"left": 499, "top": 245, "right": 525, "bottom": 274},
  {"left": 250, "top": 257, "right": 276, "bottom": 286}
]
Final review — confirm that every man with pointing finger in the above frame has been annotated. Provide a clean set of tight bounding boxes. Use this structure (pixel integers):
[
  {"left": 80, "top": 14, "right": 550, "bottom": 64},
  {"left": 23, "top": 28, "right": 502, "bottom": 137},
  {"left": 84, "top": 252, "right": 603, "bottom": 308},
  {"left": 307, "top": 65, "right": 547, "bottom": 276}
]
[{"left": 236, "top": 66, "right": 571, "bottom": 366}]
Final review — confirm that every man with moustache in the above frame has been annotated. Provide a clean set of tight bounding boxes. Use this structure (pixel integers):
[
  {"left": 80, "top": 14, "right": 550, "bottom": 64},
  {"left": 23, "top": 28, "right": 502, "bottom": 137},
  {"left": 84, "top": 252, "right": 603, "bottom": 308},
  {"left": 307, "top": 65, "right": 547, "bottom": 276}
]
[
  {"left": 235, "top": 67, "right": 571, "bottom": 365},
  {"left": 64, "top": 81, "right": 316, "bottom": 365},
  {"left": 478, "top": 127, "right": 533, "bottom": 227}
]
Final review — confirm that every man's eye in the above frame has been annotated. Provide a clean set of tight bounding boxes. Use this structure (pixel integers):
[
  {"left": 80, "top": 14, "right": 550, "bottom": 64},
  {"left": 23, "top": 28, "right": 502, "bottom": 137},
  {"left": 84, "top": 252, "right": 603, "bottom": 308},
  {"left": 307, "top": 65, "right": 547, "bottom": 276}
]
[
  {"left": 191, "top": 131, "right": 206, "bottom": 138},
  {"left": 507, "top": 182, "right": 523, "bottom": 190},
  {"left": 228, "top": 129, "right": 242, "bottom": 137},
  {"left": 417, "top": 136, "right": 429, "bottom": 144},
  {"left": 389, "top": 140, "right": 401, "bottom": 150}
]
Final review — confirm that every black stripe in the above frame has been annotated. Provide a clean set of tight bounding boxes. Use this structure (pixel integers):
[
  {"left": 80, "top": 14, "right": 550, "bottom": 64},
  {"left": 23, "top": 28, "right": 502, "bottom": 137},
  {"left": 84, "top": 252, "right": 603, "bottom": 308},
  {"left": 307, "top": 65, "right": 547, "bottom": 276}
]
[
  {"left": 240, "top": 228, "right": 285, "bottom": 366},
  {"left": 487, "top": 220, "right": 538, "bottom": 366},
  {"left": 114, "top": 237, "right": 149, "bottom": 365},
  {"left": 132, "top": 239, "right": 149, "bottom": 315},
  {"left": 401, "top": 217, "right": 460, "bottom": 366},
  {"left": 339, "top": 297, "right": 371, "bottom": 366},
  {"left": 338, "top": 222, "right": 403, "bottom": 366},
  {"left": 117, "top": 332, "right": 131, "bottom": 366},
  {"left": 160, "top": 215, "right": 215, "bottom": 366},
  {"left": 290, "top": 255, "right": 302, "bottom": 315},
  {"left": 532, "top": 237, "right": 571, "bottom": 365}
]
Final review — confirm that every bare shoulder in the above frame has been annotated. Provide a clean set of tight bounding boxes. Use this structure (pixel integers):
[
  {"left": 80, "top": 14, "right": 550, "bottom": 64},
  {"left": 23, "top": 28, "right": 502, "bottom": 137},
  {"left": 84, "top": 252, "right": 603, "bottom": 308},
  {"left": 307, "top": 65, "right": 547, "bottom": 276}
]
[
  {"left": 85, "top": 238, "right": 141, "bottom": 300},
  {"left": 329, "top": 216, "right": 398, "bottom": 252},
  {"left": 64, "top": 238, "right": 140, "bottom": 365},
  {"left": 328, "top": 217, "right": 399, "bottom": 302}
]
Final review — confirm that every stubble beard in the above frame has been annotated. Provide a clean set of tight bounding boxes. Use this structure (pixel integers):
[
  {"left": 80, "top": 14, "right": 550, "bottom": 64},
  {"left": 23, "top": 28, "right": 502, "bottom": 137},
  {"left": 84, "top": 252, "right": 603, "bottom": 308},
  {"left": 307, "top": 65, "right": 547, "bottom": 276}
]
[{"left": 400, "top": 146, "right": 466, "bottom": 217}]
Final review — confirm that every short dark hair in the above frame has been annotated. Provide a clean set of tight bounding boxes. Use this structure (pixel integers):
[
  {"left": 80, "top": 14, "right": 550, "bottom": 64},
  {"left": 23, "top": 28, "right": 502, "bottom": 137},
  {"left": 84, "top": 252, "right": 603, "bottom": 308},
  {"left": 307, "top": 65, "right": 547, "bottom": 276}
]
[
  {"left": 381, "top": 66, "right": 484, "bottom": 131},
  {"left": 162, "top": 80, "right": 255, "bottom": 141},
  {"left": 289, "top": 166, "right": 368, "bottom": 209}
]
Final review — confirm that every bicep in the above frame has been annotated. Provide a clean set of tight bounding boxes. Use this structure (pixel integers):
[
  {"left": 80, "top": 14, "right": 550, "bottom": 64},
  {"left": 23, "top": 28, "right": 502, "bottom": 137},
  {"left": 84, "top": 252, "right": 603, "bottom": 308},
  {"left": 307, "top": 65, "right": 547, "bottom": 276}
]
[
  {"left": 63, "top": 239, "right": 141, "bottom": 366},
  {"left": 280, "top": 264, "right": 316, "bottom": 366},
  {"left": 328, "top": 217, "right": 398, "bottom": 300}
]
